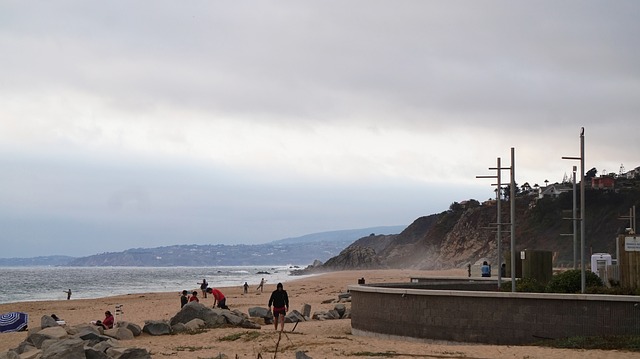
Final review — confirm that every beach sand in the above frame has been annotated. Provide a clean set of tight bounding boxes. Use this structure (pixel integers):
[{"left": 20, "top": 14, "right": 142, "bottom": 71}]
[{"left": 1, "top": 268, "right": 637, "bottom": 358}]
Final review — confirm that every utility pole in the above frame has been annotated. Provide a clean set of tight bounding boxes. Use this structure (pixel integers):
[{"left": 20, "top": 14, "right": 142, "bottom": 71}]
[
  {"left": 562, "top": 127, "right": 586, "bottom": 293},
  {"left": 477, "top": 147, "right": 517, "bottom": 292},
  {"left": 509, "top": 147, "right": 516, "bottom": 293},
  {"left": 561, "top": 166, "right": 578, "bottom": 269},
  {"left": 477, "top": 158, "right": 505, "bottom": 289}
]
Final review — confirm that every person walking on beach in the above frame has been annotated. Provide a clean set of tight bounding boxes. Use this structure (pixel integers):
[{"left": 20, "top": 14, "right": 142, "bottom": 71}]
[
  {"left": 206, "top": 287, "right": 229, "bottom": 309},
  {"left": 199, "top": 279, "right": 208, "bottom": 298},
  {"left": 180, "top": 290, "right": 189, "bottom": 308},
  {"left": 243, "top": 282, "right": 249, "bottom": 294},
  {"left": 63, "top": 289, "right": 72, "bottom": 300},
  {"left": 257, "top": 278, "right": 265, "bottom": 293},
  {"left": 189, "top": 291, "right": 199, "bottom": 303},
  {"left": 268, "top": 282, "right": 289, "bottom": 331}
]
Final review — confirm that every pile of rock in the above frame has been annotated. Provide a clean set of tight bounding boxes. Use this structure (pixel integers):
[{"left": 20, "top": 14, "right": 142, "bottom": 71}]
[
  {"left": 321, "top": 292, "right": 351, "bottom": 304},
  {"left": 160, "top": 302, "right": 260, "bottom": 335},
  {"left": 0, "top": 314, "right": 149, "bottom": 359},
  {"left": 248, "top": 302, "right": 350, "bottom": 324},
  {"left": 312, "top": 303, "right": 350, "bottom": 321},
  {"left": 1, "top": 301, "right": 351, "bottom": 358}
]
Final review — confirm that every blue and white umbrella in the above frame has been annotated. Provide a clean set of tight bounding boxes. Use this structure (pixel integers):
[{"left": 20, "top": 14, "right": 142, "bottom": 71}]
[{"left": 0, "top": 312, "right": 29, "bottom": 333}]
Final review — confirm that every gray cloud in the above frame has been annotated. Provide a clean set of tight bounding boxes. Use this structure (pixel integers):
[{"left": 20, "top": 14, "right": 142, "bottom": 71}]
[{"left": 0, "top": 1, "right": 638, "bottom": 257}]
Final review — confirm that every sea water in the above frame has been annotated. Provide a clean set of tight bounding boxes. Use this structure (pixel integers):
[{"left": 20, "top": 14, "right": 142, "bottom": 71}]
[{"left": 0, "top": 266, "right": 309, "bottom": 304}]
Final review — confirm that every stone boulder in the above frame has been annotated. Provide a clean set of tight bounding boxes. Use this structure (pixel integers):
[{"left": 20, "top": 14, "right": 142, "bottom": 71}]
[
  {"left": 296, "top": 351, "right": 313, "bottom": 359},
  {"left": 17, "top": 349, "right": 41, "bottom": 359},
  {"left": 170, "top": 323, "right": 188, "bottom": 333},
  {"left": 341, "top": 308, "right": 351, "bottom": 319},
  {"left": 104, "top": 327, "right": 134, "bottom": 340},
  {"left": 172, "top": 303, "right": 260, "bottom": 331},
  {"left": 184, "top": 318, "right": 206, "bottom": 331},
  {"left": 248, "top": 306, "right": 273, "bottom": 324},
  {"left": 169, "top": 302, "right": 225, "bottom": 328},
  {"left": 106, "top": 347, "right": 151, "bottom": 359},
  {"left": 239, "top": 320, "right": 261, "bottom": 329},
  {"left": 301, "top": 303, "right": 311, "bottom": 318},
  {"left": 142, "top": 320, "right": 172, "bottom": 336},
  {"left": 284, "top": 310, "right": 305, "bottom": 324},
  {"left": 26, "top": 326, "right": 68, "bottom": 349},
  {"left": 248, "top": 307, "right": 271, "bottom": 319},
  {"left": 40, "top": 315, "right": 59, "bottom": 329},
  {"left": 327, "top": 310, "right": 341, "bottom": 319},
  {"left": 221, "top": 311, "right": 244, "bottom": 326},
  {"left": 118, "top": 321, "right": 142, "bottom": 336},
  {"left": 84, "top": 346, "right": 110, "bottom": 359},
  {"left": 1, "top": 323, "right": 151, "bottom": 359},
  {"left": 41, "top": 338, "right": 85, "bottom": 359}
]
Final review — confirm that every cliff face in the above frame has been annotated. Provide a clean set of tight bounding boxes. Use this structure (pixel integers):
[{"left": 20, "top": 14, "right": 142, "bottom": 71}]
[{"left": 320, "top": 187, "right": 640, "bottom": 271}]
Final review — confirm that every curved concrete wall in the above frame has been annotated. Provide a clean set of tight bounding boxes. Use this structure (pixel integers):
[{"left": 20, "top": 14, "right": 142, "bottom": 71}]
[{"left": 349, "top": 283, "right": 640, "bottom": 345}]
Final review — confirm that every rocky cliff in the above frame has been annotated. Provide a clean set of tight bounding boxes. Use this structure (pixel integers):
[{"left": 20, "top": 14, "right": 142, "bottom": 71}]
[{"left": 315, "top": 187, "right": 640, "bottom": 271}]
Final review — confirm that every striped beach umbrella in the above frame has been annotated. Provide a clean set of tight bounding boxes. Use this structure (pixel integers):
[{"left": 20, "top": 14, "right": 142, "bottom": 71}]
[{"left": 0, "top": 312, "right": 29, "bottom": 333}]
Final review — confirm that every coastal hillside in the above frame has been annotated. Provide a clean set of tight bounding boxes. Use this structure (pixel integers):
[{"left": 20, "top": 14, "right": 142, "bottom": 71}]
[
  {"left": 314, "top": 186, "right": 640, "bottom": 271},
  {"left": 0, "top": 226, "right": 405, "bottom": 267}
]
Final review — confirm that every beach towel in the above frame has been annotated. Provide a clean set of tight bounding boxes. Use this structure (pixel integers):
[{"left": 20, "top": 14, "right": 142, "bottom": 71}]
[{"left": 0, "top": 312, "right": 29, "bottom": 333}]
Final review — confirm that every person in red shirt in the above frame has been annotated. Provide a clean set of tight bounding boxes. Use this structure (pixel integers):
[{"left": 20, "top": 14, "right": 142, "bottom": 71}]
[
  {"left": 189, "top": 291, "right": 199, "bottom": 303},
  {"left": 102, "top": 311, "right": 114, "bottom": 329},
  {"left": 94, "top": 310, "right": 114, "bottom": 329},
  {"left": 206, "top": 287, "right": 229, "bottom": 309}
]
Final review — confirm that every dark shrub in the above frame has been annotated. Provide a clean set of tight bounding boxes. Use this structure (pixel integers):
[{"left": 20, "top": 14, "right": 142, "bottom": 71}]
[
  {"left": 499, "top": 277, "right": 546, "bottom": 293},
  {"left": 545, "top": 269, "right": 603, "bottom": 293}
]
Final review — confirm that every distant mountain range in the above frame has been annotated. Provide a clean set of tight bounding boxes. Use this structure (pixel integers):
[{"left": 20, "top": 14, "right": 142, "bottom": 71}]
[{"left": 0, "top": 225, "right": 406, "bottom": 267}]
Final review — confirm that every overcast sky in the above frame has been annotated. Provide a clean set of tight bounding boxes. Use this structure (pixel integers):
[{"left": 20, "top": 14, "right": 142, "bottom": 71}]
[{"left": 1, "top": 2, "right": 639, "bottom": 258}]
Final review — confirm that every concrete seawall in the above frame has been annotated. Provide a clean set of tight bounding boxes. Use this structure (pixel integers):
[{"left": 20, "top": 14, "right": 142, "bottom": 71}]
[{"left": 349, "top": 279, "right": 640, "bottom": 345}]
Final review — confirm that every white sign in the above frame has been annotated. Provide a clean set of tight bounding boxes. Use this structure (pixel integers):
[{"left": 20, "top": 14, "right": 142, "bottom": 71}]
[{"left": 624, "top": 236, "right": 640, "bottom": 252}]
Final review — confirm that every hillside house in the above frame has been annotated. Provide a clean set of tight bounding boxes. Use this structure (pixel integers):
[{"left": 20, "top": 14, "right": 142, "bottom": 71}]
[
  {"left": 591, "top": 176, "right": 615, "bottom": 190},
  {"left": 625, "top": 166, "right": 640, "bottom": 179},
  {"left": 539, "top": 184, "right": 572, "bottom": 199}
]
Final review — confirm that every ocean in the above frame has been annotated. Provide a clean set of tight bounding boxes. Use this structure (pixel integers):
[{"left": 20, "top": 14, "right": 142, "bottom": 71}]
[{"left": 0, "top": 265, "right": 310, "bottom": 305}]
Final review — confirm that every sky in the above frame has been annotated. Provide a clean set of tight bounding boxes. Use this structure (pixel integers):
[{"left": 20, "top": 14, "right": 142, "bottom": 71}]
[{"left": 1, "top": 1, "right": 639, "bottom": 258}]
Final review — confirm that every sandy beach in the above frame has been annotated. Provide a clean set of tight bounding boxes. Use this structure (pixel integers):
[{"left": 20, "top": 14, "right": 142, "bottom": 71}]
[{"left": 1, "top": 268, "right": 637, "bottom": 358}]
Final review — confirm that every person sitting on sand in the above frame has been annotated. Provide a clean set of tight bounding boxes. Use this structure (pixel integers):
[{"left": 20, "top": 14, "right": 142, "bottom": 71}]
[
  {"left": 481, "top": 261, "right": 491, "bottom": 277},
  {"left": 206, "top": 287, "right": 229, "bottom": 309},
  {"left": 268, "top": 282, "right": 289, "bottom": 331},
  {"left": 189, "top": 291, "right": 199, "bottom": 302},
  {"left": 94, "top": 310, "right": 114, "bottom": 329}
]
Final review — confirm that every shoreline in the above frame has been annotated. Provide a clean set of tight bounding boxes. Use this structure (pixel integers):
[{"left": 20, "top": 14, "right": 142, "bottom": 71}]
[
  {"left": 2, "top": 268, "right": 637, "bottom": 358},
  {"left": 0, "top": 265, "right": 312, "bottom": 305}
]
